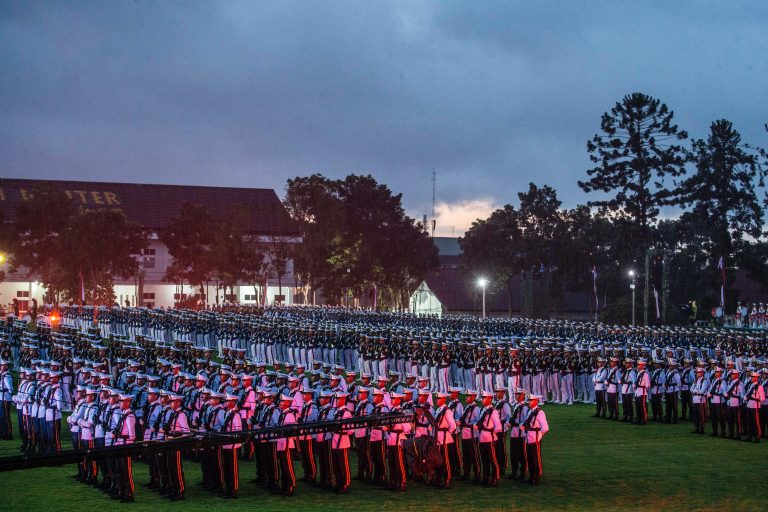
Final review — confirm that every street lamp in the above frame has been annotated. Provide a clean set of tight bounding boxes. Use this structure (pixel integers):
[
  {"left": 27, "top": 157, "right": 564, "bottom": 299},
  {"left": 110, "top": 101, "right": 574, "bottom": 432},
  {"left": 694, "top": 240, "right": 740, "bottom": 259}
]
[
  {"left": 628, "top": 270, "right": 636, "bottom": 326},
  {"left": 477, "top": 277, "right": 488, "bottom": 319}
]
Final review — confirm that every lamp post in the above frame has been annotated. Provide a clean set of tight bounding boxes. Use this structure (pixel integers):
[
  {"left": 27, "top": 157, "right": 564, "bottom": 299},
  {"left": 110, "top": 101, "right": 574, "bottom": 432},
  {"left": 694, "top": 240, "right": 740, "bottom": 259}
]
[
  {"left": 628, "top": 270, "right": 636, "bottom": 326},
  {"left": 477, "top": 277, "right": 488, "bottom": 319}
]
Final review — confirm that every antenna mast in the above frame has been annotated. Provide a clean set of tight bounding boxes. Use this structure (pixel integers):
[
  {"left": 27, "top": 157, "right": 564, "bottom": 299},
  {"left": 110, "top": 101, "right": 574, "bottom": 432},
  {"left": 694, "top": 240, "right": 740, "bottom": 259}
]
[{"left": 431, "top": 169, "right": 436, "bottom": 236}]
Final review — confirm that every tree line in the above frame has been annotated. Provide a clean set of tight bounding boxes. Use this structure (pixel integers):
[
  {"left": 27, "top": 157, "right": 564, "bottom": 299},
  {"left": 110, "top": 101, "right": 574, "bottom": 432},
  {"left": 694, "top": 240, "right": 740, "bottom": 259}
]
[
  {"left": 3, "top": 92, "right": 764, "bottom": 319},
  {"left": 160, "top": 174, "right": 437, "bottom": 309},
  {"left": 461, "top": 92, "right": 768, "bottom": 323},
  {"left": 284, "top": 173, "right": 438, "bottom": 310}
]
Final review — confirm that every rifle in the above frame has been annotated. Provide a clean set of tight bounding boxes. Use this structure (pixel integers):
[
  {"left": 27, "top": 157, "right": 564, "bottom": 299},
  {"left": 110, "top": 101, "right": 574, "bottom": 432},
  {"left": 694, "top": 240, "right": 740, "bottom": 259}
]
[
  {"left": 521, "top": 407, "right": 541, "bottom": 445},
  {"left": 111, "top": 410, "right": 127, "bottom": 439}
]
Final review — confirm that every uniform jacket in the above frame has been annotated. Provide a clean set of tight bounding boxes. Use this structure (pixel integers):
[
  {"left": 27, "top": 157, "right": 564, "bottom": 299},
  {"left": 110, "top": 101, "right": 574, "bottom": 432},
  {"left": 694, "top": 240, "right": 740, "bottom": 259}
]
[
  {"left": 521, "top": 407, "right": 549, "bottom": 444},
  {"left": 433, "top": 404, "right": 457, "bottom": 445},
  {"left": 475, "top": 405, "right": 501, "bottom": 443},
  {"left": 331, "top": 407, "right": 353, "bottom": 449}
]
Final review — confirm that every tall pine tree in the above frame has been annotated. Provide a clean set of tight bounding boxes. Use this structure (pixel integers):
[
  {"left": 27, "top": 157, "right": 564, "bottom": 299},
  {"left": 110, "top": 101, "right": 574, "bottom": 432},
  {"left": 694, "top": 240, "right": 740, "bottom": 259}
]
[
  {"left": 579, "top": 92, "right": 689, "bottom": 256},
  {"left": 674, "top": 119, "right": 765, "bottom": 308}
]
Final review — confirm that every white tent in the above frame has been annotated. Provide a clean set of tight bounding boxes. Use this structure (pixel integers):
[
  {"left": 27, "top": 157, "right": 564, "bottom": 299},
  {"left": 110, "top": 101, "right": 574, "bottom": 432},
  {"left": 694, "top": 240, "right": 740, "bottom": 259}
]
[{"left": 409, "top": 281, "right": 443, "bottom": 317}]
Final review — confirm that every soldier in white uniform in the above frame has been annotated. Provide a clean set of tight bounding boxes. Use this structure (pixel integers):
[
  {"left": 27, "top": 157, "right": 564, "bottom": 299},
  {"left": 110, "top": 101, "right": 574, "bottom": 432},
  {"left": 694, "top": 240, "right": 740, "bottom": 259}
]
[
  {"left": 592, "top": 357, "right": 608, "bottom": 418},
  {"left": 46, "top": 370, "right": 65, "bottom": 452},
  {"left": 368, "top": 388, "right": 389, "bottom": 485},
  {"left": 619, "top": 359, "right": 636, "bottom": 423},
  {"left": 163, "top": 394, "right": 190, "bottom": 501},
  {"left": 330, "top": 391, "right": 353, "bottom": 493},
  {"left": 633, "top": 359, "right": 651, "bottom": 425},
  {"left": 457, "top": 389, "right": 480, "bottom": 482},
  {"left": 314, "top": 390, "right": 334, "bottom": 489},
  {"left": 690, "top": 366, "right": 710, "bottom": 434},
  {"left": 520, "top": 394, "right": 548, "bottom": 486},
  {"left": 706, "top": 367, "right": 726, "bottom": 436},
  {"left": 725, "top": 369, "right": 745, "bottom": 439},
  {"left": 66, "top": 386, "right": 86, "bottom": 478},
  {"left": 507, "top": 388, "right": 528, "bottom": 481},
  {"left": 432, "top": 391, "right": 457, "bottom": 488},
  {"left": 77, "top": 388, "right": 100, "bottom": 484},
  {"left": 221, "top": 394, "right": 243, "bottom": 498},
  {"left": 13, "top": 368, "right": 33, "bottom": 449},
  {"left": 664, "top": 359, "right": 681, "bottom": 423},
  {"left": 744, "top": 370, "right": 766, "bottom": 442},
  {"left": 604, "top": 357, "right": 621, "bottom": 421},
  {"left": 352, "top": 387, "right": 372, "bottom": 482},
  {"left": 492, "top": 387, "right": 512, "bottom": 477},
  {"left": 112, "top": 394, "right": 136, "bottom": 502},
  {"left": 385, "top": 392, "right": 409, "bottom": 492},
  {"left": 475, "top": 390, "right": 501, "bottom": 487},
  {"left": 0, "top": 359, "right": 13, "bottom": 440},
  {"left": 649, "top": 359, "right": 666, "bottom": 422}
]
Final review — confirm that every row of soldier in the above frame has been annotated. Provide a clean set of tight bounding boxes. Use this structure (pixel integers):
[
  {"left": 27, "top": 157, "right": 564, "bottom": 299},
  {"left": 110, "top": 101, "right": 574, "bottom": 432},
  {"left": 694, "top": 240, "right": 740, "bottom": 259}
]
[
  {"left": 591, "top": 355, "right": 767, "bottom": 442},
  {"left": 6, "top": 307, "right": 768, "bottom": 422},
  {"left": 46, "top": 304, "right": 768, "bottom": 351},
  {"left": 5, "top": 354, "right": 549, "bottom": 502}
]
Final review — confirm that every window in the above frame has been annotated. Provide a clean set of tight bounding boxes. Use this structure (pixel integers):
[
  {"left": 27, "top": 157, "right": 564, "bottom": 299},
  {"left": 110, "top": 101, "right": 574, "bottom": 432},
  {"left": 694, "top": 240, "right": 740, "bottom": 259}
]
[
  {"left": 17, "top": 290, "right": 30, "bottom": 298},
  {"left": 142, "top": 248, "right": 156, "bottom": 269},
  {"left": 244, "top": 294, "right": 257, "bottom": 301},
  {"left": 173, "top": 293, "right": 187, "bottom": 300},
  {"left": 224, "top": 294, "right": 237, "bottom": 302},
  {"left": 18, "top": 300, "right": 29, "bottom": 312},
  {"left": 142, "top": 292, "right": 155, "bottom": 300}
]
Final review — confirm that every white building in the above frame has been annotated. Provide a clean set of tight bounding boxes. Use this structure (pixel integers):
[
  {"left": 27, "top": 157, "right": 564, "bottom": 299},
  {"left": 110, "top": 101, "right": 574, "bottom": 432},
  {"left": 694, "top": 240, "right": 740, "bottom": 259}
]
[
  {"left": 409, "top": 280, "right": 443, "bottom": 316},
  {"left": 0, "top": 178, "right": 301, "bottom": 311}
]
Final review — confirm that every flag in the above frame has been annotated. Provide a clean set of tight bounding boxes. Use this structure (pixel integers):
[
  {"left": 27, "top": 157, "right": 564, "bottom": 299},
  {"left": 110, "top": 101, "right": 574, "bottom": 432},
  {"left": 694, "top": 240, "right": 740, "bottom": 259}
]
[
  {"left": 591, "top": 266, "right": 599, "bottom": 322},
  {"left": 591, "top": 266, "right": 599, "bottom": 311},
  {"left": 79, "top": 271, "right": 85, "bottom": 305},
  {"left": 717, "top": 256, "right": 725, "bottom": 306},
  {"left": 372, "top": 283, "right": 378, "bottom": 310}
]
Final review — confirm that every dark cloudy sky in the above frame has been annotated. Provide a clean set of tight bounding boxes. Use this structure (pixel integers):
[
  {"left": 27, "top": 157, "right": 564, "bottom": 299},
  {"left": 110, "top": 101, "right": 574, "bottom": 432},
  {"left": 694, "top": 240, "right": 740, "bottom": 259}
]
[{"left": 2, "top": 1, "right": 767, "bottom": 235}]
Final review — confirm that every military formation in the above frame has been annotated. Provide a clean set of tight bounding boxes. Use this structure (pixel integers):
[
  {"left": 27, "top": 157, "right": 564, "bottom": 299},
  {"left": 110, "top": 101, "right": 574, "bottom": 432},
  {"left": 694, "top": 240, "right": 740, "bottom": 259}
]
[
  {"left": 734, "top": 301, "right": 768, "bottom": 329},
  {"left": 593, "top": 348, "right": 767, "bottom": 442},
  {"left": 3, "top": 304, "right": 768, "bottom": 503},
  {"left": 1, "top": 307, "right": 554, "bottom": 502}
]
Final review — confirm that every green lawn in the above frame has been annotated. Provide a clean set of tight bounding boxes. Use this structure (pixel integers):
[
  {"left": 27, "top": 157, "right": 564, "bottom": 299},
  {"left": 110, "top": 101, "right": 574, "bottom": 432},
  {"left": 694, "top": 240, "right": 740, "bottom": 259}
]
[{"left": 0, "top": 404, "right": 766, "bottom": 511}]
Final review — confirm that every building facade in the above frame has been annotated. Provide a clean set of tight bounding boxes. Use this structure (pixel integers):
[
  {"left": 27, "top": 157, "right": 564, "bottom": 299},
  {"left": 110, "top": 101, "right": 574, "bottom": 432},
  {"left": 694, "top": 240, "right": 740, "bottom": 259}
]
[{"left": 0, "top": 178, "right": 301, "bottom": 311}]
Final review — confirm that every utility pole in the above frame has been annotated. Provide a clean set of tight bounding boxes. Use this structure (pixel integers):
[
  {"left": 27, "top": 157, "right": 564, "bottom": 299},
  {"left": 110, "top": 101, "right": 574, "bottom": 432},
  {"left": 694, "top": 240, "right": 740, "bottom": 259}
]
[
  {"left": 661, "top": 251, "right": 670, "bottom": 324},
  {"left": 629, "top": 270, "right": 636, "bottom": 326},
  {"left": 478, "top": 277, "right": 488, "bottom": 319}
]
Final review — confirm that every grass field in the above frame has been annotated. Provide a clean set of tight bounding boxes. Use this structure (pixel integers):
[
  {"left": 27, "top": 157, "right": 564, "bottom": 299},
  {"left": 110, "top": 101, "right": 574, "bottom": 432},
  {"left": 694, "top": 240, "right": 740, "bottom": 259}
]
[{"left": 1, "top": 404, "right": 766, "bottom": 511}]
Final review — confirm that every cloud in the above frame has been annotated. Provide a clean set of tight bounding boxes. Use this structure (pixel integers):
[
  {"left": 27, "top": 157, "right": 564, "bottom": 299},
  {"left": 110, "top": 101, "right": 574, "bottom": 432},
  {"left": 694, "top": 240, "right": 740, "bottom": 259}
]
[
  {"left": 429, "top": 199, "right": 498, "bottom": 237},
  {"left": 1, "top": 1, "right": 766, "bottom": 215}
]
